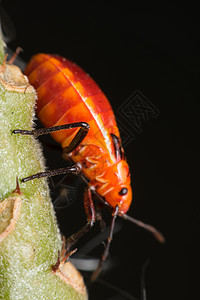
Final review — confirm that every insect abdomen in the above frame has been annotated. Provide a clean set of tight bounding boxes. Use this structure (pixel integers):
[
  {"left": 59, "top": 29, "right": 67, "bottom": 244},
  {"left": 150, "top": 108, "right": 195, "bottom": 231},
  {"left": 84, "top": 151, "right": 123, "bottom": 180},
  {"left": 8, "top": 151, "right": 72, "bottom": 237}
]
[{"left": 25, "top": 54, "right": 119, "bottom": 149}]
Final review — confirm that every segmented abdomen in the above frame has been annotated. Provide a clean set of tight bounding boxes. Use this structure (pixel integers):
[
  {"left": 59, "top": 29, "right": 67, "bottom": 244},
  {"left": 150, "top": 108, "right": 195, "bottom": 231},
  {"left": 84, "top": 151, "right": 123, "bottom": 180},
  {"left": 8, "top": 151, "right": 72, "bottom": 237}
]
[{"left": 25, "top": 54, "right": 119, "bottom": 153}]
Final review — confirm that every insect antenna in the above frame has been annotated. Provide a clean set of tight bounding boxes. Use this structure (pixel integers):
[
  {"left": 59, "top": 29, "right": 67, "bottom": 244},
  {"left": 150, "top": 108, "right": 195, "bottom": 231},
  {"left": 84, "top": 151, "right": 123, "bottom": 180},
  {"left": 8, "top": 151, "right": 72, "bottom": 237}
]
[
  {"left": 121, "top": 214, "right": 165, "bottom": 243},
  {"left": 90, "top": 188, "right": 165, "bottom": 243}
]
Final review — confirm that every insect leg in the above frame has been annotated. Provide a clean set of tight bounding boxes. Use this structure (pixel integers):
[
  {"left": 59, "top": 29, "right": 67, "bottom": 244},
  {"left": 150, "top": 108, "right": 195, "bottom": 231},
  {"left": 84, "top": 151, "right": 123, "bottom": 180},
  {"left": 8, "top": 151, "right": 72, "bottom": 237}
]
[
  {"left": 21, "top": 165, "right": 81, "bottom": 183},
  {"left": 13, "top": 122, "right": 89, "bottom": 182},
  {"left": 65, "top": 188, "right": 95, "bottom": 252},
  {"left": 51, "top": 248, "right": 77, "bottom": 272},
  {"left": 90, "top": 205, "right": 119, "bottom": 281},
  {"left": 13, "top": 122, "right": 89, "bottom": 155},
  {"left": 7, "top": 47, "right": 23, "bottom": 64}
]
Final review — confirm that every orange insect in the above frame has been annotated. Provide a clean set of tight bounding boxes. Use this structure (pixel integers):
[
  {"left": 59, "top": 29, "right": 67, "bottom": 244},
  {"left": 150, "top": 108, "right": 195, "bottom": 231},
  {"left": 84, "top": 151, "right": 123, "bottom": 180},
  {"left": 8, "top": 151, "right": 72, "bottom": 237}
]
[{"left": 13, "top": 54, "right": 164, "bottom": 279}]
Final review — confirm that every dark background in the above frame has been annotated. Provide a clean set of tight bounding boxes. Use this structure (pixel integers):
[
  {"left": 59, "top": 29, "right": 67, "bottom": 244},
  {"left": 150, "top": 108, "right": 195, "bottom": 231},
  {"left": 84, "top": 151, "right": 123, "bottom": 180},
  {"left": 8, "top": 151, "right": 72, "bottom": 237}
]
[{"left": 1, "top": 1, "right": 199, "bottom": 299}]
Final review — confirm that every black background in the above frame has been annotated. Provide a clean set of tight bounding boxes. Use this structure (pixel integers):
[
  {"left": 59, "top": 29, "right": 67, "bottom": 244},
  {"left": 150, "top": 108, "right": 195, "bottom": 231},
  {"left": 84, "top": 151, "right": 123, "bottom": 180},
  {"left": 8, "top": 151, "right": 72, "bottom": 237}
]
[{"left": 1, "top": 1, "right": 199, "bottom": 299}]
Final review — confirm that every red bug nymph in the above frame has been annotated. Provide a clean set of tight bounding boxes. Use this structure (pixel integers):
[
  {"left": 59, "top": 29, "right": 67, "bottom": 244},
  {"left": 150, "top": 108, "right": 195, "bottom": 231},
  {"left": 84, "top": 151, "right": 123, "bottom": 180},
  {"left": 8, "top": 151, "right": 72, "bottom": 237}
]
[{"left": 13, "top": 54, "right": 164, "bottom": 279}]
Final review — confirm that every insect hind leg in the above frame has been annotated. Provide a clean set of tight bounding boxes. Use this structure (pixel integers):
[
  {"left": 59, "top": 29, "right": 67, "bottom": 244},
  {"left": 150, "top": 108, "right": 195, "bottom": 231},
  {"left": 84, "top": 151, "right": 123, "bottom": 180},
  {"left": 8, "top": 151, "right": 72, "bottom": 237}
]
[{"left": 12, "top": 121, "right": 89, "bottom": 156}]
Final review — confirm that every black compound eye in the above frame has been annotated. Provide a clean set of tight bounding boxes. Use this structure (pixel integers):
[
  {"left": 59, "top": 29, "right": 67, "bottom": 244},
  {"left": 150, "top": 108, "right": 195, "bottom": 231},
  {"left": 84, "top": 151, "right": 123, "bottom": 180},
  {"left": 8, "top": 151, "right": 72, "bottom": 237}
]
[{"left": 119, "top": 188, "right": 128, "bottom": 196}]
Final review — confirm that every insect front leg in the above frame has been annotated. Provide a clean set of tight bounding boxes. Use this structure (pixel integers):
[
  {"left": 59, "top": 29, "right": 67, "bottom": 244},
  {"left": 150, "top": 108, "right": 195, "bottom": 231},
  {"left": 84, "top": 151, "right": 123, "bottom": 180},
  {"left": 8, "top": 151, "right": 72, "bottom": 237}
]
[
  {"left": 90, "top": 205, "right": 119, "bottom": 281},
  {"left": 65, "top": 188, "right": 96, "bottom": 252}
]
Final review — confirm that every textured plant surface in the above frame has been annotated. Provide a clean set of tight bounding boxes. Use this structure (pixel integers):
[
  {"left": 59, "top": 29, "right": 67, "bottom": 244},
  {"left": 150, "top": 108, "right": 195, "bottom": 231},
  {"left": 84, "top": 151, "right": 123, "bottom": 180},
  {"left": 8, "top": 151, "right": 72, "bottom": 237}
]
[{"left": 0, "top": 35, "right": 87, "bottom": 299}]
